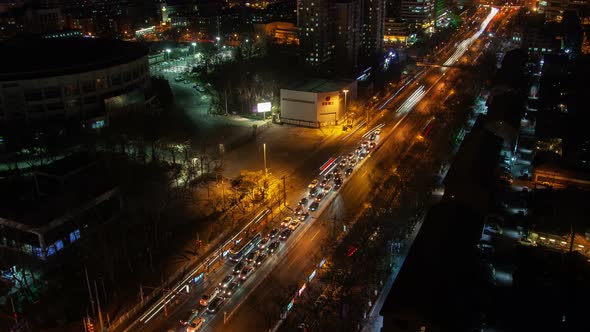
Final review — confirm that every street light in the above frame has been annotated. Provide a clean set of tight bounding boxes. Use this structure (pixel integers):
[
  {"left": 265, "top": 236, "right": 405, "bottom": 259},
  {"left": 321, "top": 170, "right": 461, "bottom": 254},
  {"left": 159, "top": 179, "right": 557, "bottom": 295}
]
[
  {"left": 263, "top": 143, "right": 268, "bottom": 176},
  {"left": 165, "top": 48, "right": 171, "bottom": 61},
  {"left": 342, "top": 89, "right": 349, "bottom": 127}
]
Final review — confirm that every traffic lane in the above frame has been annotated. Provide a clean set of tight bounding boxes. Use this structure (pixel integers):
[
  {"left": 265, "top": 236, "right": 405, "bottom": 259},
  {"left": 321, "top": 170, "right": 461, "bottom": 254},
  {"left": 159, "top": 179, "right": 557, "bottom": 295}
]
[
  {"left": 139, "top": 261, "right": 237, "bottom": 332},
  {"left": 207, "top": 222, "right": 331, "bottom": 332},
  {"left": 216, "top": 115, "right": 425, "bottom": 332}
]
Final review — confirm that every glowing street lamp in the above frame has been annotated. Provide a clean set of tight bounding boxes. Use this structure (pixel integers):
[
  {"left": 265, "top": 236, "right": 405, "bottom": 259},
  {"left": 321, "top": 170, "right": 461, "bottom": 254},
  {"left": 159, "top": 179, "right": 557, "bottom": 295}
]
[{"left": 342, "top": 89, "right": 349, "bottom": 126}]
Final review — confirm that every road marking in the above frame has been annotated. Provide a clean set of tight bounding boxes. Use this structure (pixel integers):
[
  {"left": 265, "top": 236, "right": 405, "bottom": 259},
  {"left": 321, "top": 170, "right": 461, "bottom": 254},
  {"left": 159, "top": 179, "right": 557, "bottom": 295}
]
[{"left": 311, "top": 229, "right": 321, "bottom": 241}]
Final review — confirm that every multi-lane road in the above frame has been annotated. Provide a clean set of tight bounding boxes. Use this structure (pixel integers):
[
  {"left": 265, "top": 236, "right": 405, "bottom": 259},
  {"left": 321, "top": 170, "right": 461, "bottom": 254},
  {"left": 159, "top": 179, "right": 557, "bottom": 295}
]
[{"left": 129, "top": 6, "right": 510, "bottom": 332}]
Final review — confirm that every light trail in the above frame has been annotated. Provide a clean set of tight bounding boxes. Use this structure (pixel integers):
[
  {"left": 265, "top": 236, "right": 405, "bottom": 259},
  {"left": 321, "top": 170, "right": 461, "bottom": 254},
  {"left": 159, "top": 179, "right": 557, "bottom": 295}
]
[{"left": 139, "top": 209, "right": 270, "bottom": 323}]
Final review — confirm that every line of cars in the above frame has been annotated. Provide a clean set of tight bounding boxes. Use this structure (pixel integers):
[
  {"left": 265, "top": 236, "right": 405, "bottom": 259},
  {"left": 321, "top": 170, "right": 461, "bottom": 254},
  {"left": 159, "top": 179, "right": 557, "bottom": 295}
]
[
  {"left": 306, "top": 129, "right": 381, "bottom": 213},
  {"left": 183, "top": 229, "right": 288, "bottom": 331},
  {"left": 180, "top": 128, "right": 382, "bottom": 331}
]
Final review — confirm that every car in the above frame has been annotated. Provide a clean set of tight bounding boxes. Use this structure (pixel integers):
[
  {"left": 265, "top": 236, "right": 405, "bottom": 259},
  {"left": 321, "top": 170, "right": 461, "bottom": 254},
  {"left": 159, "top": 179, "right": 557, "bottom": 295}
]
[
  {"left": 339, "top": 160, "right": 348, "bottom": 167},
  {"left": 186, "top": 318, "right": 205, "bottom": 332},
  {"left": 361, "top": 141, "right": 369, "bottom": 147},
  {"left": 324, "top": 173, "right": 333, "bottom": 180},
  {"left": 240, "top": 266, "right": 254, "bottom": 280},
  {"left": 233, "top": 261, "right": 245, "bottom": 274},
  {"left": 224, "top": 281, "right": 239, "bottom": 297},
  {"left": 200, "top": 287, "right": 221, "bottom": 306},
  {"left": 519, "top": 238, "right": 537, "bottom": 247},
  {"left": 358, "top": 152, "right": 367, "bottom": 160},
  {"left": 334, "top": 180, "right": 342, "bottom": 189},
  {"left": 350, "top": 159, "right": 357, "bottom": 167},
  {"left": 288, "top": 220, "right": 300, "bottom": 230},
  {"left": 375, "top": 128, "right": 381, "bottom": 135},
  {"left": 279, "top": 228, "right": 292, "bottom": 240},
  {"left": 255, "top": 252, "right": 268, "bottom": 266},
  {"left": 258, "top": 236, "right": 270, "bottom": 249},
  {"left": 309, "top": 201, "right": 320, "bottom": 211},
  {"left": 314, "top": 294, "right": 328, "bottom": 309},
  {"left": 245, "top": 250, "right": 257, "bottom": 263},
  {"left": 369, "top": 142, "right": 376, "bottom": 149},
  {"left": 484, "top": 223, "right": 503, "bottom": 234},
  {"left": 323, "top": 185, "right": 332, "bottom": 193},
  {"left": 179, "top": 309, "right": 199, "bottom": 326},
  {"left": 476, "top": 243, "right": 495, "bottom": 257},
  {"left": 299, "top": 212, "right": 310, "bottom": 221},
  {"left": 347, "top": 153, "right": 355, "bottom": 160},
  {"left": 207, "top": 297, "right": 225, "bottom": 314},
  {"left": 219, "top": 275, "right": 234, "bottom": 288},
  {"left": 320, "top": 179, "right": 329, "bottom": 187},
  {"left": 369, "top": 133, "right": 376, "bottom": 141},
  {"left": 294, "top": 206, "right": 303, "bottom": 215},
  {"left": 308, "top": 179, "right": 318, "bottom": 189},
  {"left": 267, "top": 241, "right": 280, "bottom": 253},
  {"left": 315, "top": 193, "right": 325, "bottom": 202},
  {"left": 298, "top": 197, "right": 309, "bottom": 206},
  {"left": 345, "top": 168, "right": 353, "bottom": 176},
  {"left": 309, "top": 187, "right": 319, "bottom": 197},
  {"left": 355, "top": 146, "right": 363, "bottom": 154},
  {"left": 281, "top": 217, "right": 293, "bottom": 228},
  {"left": 268, "top": 228, "right": 280, "bottom": 239}
]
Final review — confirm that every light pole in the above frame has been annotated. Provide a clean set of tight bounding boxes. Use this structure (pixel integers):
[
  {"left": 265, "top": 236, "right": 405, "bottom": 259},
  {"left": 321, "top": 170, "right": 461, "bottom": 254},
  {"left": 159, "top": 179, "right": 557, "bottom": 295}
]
[
  {"left": 342, "top": 89, "right": 349, "bottom": 127},
  {"left": 191, "top": 42, "right": 197, "bottom": 65},
  {"left": 263, "top": 143, "right": 268, "bottom": 176}
]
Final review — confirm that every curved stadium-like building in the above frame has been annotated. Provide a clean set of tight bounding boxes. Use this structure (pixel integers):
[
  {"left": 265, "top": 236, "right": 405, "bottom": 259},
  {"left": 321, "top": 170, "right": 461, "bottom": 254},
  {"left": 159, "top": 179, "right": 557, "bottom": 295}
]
[{"left": 0, "top": 37, "right": 152, "bottom": 129}]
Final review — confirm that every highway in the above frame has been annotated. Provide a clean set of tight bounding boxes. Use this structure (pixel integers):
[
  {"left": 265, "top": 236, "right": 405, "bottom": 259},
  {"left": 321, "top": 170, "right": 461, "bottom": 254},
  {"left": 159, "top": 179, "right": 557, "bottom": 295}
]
[{"left": 131, "top": 6, "right": 506, "bottom": 332}]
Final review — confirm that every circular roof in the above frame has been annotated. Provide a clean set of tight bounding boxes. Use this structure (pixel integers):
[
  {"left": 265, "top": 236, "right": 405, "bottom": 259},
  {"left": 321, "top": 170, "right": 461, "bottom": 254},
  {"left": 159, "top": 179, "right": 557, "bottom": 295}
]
[{"left": 0, "top": 37, "right": 149, "bottom": 81}]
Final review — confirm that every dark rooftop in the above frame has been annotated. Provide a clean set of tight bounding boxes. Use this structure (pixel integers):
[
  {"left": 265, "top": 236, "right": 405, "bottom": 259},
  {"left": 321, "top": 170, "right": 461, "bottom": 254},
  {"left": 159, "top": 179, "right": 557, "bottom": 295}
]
[
  {"left": 285, "top": 78, "right": 355, "bottom": 93},
  {"left": 0, "top": 153, "right": 116, "bottom": 228},
  {"left": 0, "top": 37, "right": 148, "bottom": 81}
]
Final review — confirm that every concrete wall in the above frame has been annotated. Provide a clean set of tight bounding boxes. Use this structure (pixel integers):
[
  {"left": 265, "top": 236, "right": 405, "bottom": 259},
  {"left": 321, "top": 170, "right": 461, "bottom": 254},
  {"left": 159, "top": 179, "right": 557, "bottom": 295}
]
[{"left": 280, "top": 89, "right": 319, "bottom": 126}]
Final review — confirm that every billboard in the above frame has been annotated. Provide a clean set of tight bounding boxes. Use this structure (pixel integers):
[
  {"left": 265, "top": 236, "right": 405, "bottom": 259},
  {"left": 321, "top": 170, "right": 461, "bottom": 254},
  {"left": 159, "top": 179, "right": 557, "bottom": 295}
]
[{"left": 256, "top": 101, "right": 271, "bottom": 113}]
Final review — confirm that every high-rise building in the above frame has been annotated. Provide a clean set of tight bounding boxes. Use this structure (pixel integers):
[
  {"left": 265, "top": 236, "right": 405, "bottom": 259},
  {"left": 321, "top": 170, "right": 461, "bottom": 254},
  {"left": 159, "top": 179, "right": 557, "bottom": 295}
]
[
  {"left": 359, "top": 0, "right": 386, "bottom": 65},
  {"left": 298, "top": 0, "right": 384, "bottom": 72},
  {"left": 298, "top": 0, "right": 334, "bottom": 67},
  {"left": 400, "top": 0, "right": 434, "bottom": 30},
  {"left": 333, "top": 0, "right": 361, "bottom": 74}
]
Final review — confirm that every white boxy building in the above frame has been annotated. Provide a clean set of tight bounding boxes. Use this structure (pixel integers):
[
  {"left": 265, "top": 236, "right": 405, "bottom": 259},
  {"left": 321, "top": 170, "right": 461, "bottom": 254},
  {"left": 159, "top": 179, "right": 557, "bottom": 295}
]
[{"left": 280, "top": 78, "right": 357, "bottom": 127}]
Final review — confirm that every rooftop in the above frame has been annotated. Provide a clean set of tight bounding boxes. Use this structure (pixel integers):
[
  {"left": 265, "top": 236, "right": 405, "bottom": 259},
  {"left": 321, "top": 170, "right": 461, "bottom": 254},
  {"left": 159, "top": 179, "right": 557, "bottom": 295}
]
[
  {"left": 284, "top": 78, "right": 355, "bottom": 93},
  {"left": 0, "top": 153, "right": 117, "bottom": 228},
  {"left": 0, "top": 37, "right": 148, "bottom": 81}
]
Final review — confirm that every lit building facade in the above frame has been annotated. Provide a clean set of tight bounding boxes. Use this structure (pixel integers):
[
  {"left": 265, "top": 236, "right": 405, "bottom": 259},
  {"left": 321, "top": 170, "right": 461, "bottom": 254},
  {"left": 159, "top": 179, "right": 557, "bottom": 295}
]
[
  {"left": 298, "top": 0, "right": 334, "bottom": 67},
  {"left": 400, "top": 0, "right": 434, "bottom": 30},
  {"left": 280, "top": 78, "right": 357, "bottom": 127},
  {"left": 334, "top": 0, "right": 361, "bottom": 73},
  {"left": 359, "top": 0, "right": 386, "bottom": 64}
]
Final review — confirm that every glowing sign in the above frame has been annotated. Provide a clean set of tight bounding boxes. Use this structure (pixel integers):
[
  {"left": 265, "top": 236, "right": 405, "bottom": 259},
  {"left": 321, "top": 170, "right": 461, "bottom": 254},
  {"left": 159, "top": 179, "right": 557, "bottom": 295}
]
[{"left": 257, "top": 101, "right": 271, "bottom": 113}]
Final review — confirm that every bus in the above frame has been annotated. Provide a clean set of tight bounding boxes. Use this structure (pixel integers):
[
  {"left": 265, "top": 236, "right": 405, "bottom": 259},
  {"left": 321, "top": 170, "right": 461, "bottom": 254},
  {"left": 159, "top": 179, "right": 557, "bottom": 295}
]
[{"left": 228, "top": 233, "right": 262, "bottom": 263}]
